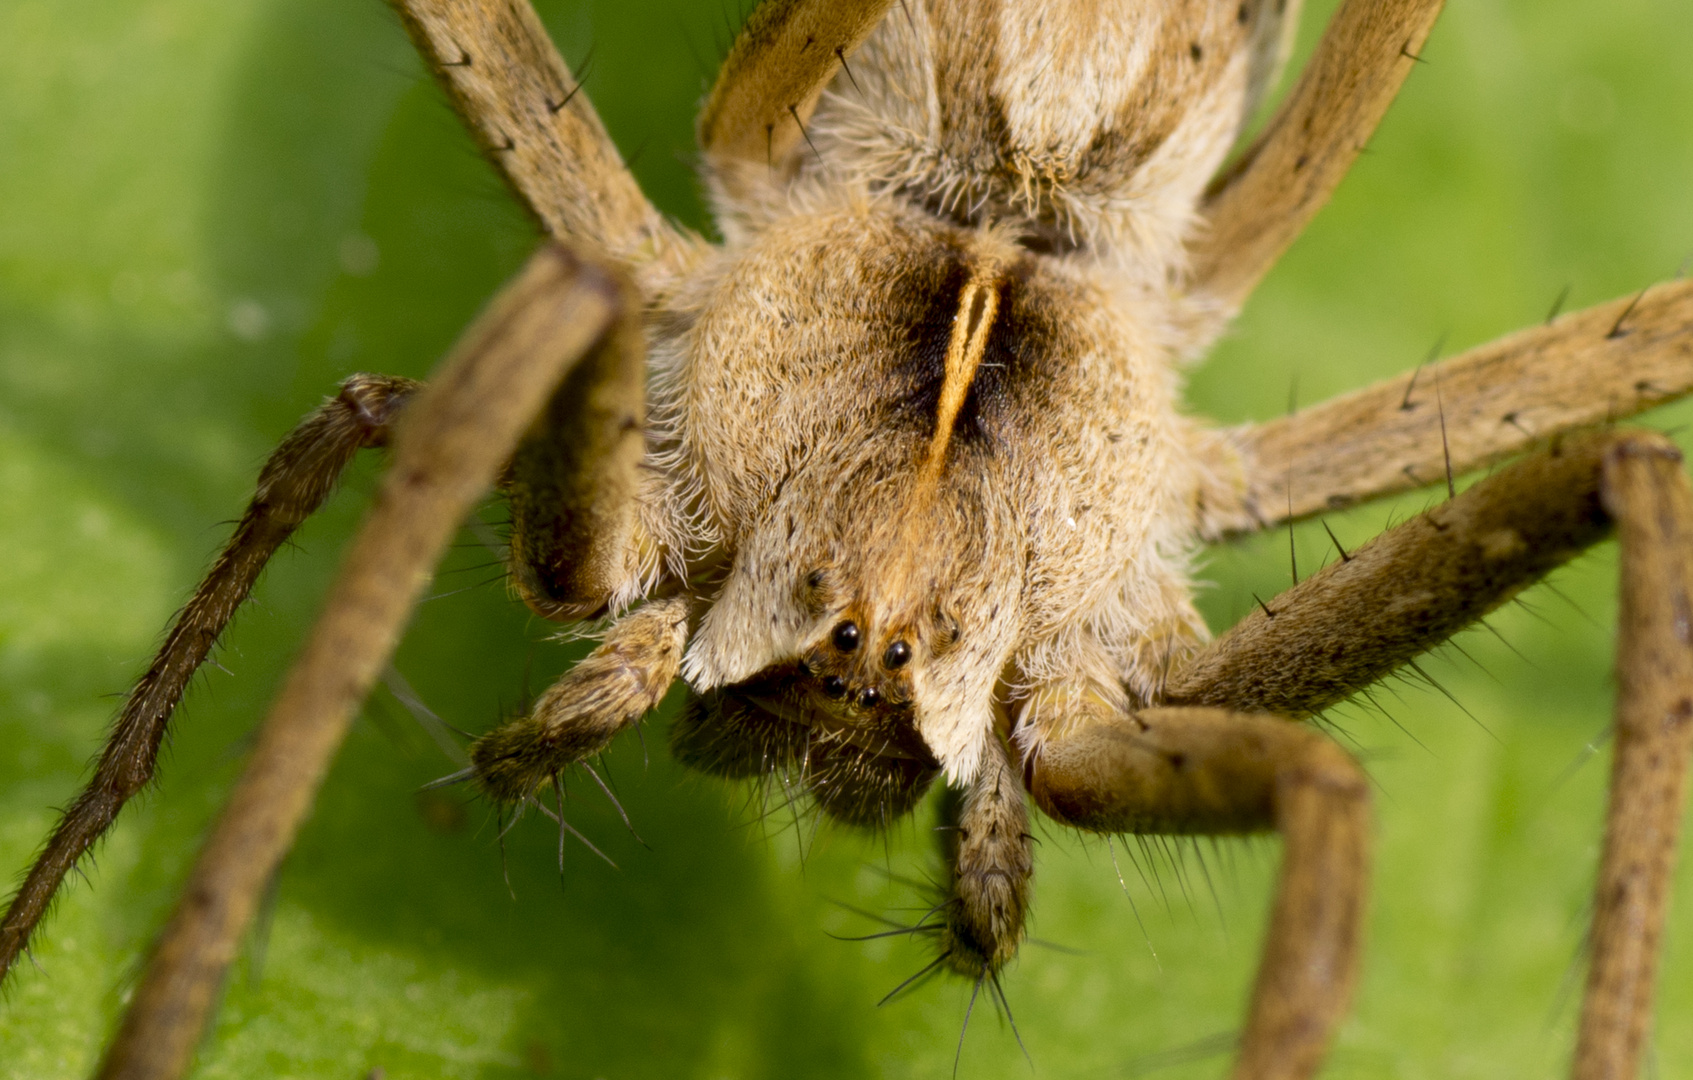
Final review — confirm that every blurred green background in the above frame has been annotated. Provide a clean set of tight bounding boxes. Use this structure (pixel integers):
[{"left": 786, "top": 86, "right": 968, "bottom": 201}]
[{"left": 2, "top": 0, "right": 1692, "bottom": 1077}]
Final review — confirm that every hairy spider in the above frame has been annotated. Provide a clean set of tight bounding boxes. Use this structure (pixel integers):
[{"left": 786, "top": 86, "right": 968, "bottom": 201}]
[{"left": 2, "top": 1, "right": 1692, "bottom": 1078}]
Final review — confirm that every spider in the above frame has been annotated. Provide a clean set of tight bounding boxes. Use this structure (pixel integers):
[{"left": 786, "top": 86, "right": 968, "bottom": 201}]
[{"left": 2, "top": 0, "right": 1692, "bottom": 1077}]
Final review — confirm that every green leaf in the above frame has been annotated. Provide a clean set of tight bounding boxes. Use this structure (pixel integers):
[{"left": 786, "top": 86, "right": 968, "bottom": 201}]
[{"left": 2, "top": 1, "right": 1691, "bottom": 1077}]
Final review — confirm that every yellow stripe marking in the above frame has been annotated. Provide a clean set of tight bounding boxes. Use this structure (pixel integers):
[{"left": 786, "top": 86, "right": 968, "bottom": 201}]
[{"left": 920, "top": 272, "right": 1000, "bottom": 481}]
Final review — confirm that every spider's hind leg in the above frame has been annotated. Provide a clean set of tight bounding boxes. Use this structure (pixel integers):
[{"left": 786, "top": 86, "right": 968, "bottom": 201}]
[
  {"left": 0, "top": 373, "right": 418, "bottom": 985},
  {"left": 696, "top": 0, "right": 894, "bottom": 202},
  {"left": 1193, "top": 0, "right": 1446, "bottom": 310}
]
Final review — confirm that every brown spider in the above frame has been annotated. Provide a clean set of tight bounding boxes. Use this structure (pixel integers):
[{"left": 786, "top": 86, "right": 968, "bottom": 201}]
[{"left": 3, "top": 1, "right": 1692, "bottom": 1078}]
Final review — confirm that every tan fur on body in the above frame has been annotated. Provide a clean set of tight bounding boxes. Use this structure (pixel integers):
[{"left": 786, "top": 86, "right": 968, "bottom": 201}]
[{"left": 635, "top": 0, "right": 1306, "bottom": 781}]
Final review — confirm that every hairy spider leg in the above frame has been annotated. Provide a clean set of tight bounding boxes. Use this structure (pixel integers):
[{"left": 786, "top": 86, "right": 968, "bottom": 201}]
[
  {"left": 1030, "top": 430, "right": 1692, "bottom": 1080},
  {"left": 937, "top": 730, "right": 1033, "bottom": 978},
  {"left": 469, "top": 595, "right": 691, "bottom": 806},
  {"left": 1226, "top": 280, "right": 1693, "bottom": 533},
  {"left": 1577, "top": 437, "right": 1693, "bottom": 1080},
  {"left": 504, "top": 271, "right": 650, "bottom": 620},
  {"left": 94, "top": 245, "right": 627, "bottom": 1080},
  {"left": 0, "top": 374, "right": 419, "bottom": 985},
  {"left": 1193, "top": 0, "right": 1446, "bottom": 310},
  {"left": 697, "top": 0, "right": 896, "bottom": 197},
  {"left": 390, "top": 0, "right": 683, "bottom": 267},
  {"left": 1027, "top": 706, "right": 1370, "bottom": 1080}
]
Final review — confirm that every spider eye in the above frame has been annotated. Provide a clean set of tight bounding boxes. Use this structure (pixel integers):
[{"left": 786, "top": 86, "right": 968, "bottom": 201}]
[
  {"left": 832, "top": 621, "right": 860, "bottom": 651},
  {"left": 858, "top": 687, "right": 881, "bottom": 709},
  {"left": 883, "top": 640, "right": 911, "bottom": 669},
  {"left": 821, "top": 675, "right": 848, "bottom": 698}
]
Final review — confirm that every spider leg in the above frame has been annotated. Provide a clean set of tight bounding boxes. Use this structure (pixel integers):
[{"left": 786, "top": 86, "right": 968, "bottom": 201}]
[
  {"left": 697, "top": 0, "right": 894, "bottom": 196},
  {"left": 506, "top": 264, "right": 649, "bottom": 620},
  {"left": 0, "top": 373, "right": 418, "bottom": 987},
  {"left": 1217, "top": 279, "right": 1693, "bottom": 532},
  {"left": 391, "top": 0, "right": 690, "bottom": 268},
  {"left": 1170, "top": 432, "right": 1624, "bottom": 717},
  {"left": 93, "top": 244, "right": 625, "bottom": 1080},
  {"left": 935, "top": 731, "right": 1033, "bottom": 980},
  {"left": 1192, "top": 0, "right": 1447, "bottom": 310},
  {"left": 1025, "top": 705, "right": 1371, "bottom": 1080},
  {"left": 1164, "top": 428, "right": 1693, "bottom": 1080},
  {"left": 1575, "top": 437, "right": 1693, "bottom": 1080},
  {"left": 470, "top": 594, "right": 691, "bottom": 806}
]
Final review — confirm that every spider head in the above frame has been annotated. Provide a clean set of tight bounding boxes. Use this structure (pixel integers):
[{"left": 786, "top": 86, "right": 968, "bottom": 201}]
[{"left": 681, "top": 487, "right": 1023, "bottom": 790}]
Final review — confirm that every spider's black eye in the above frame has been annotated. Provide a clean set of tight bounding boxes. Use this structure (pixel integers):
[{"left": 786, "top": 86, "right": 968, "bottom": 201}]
[
  {"left": 822, "top": 675, "right": 848, "bottom": 699},
  {"left": 805, "top": 569, "right": 825, "bottom": 589},
  {"left": 883, "top": 640, "right": 911, "bottom": 669},
  {"left": 858, "top": 687, "right": 881, "bottom": 709},
  {"left": 832, "top": 621, "right": 860, "bottom": 652}
]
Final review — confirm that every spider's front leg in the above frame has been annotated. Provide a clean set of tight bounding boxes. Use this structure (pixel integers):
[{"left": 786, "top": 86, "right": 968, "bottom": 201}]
[
  {"left": 937, "top": 731, "right": 1034, "bottom": 980},
  {"left": 0, "top": 372, "right": 419, "bottom": 983},
  {"left": 467, "top": 269, "right": 687, "bottom": 807},
  {"left": 95, "top": 243, "right": 631, "bottom": 1080},
  {"left": 469, "top": 595, "right": 691, "bottom": 807}
]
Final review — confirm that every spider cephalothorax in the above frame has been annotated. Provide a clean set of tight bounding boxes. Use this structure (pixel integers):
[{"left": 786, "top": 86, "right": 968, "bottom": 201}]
[
  {"left": 661, "top": 199, "right": 1211, "bottom": 781},
  {"left": 8, "top": 1, "right": 1693, "bottom": 1078}
]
